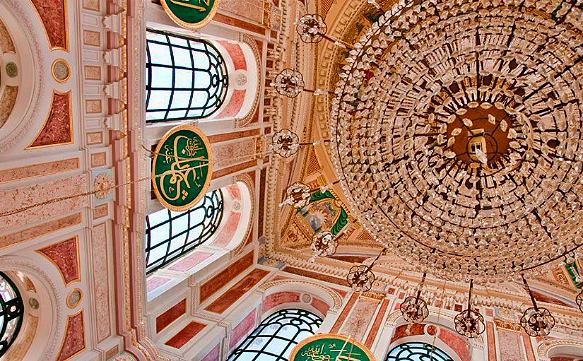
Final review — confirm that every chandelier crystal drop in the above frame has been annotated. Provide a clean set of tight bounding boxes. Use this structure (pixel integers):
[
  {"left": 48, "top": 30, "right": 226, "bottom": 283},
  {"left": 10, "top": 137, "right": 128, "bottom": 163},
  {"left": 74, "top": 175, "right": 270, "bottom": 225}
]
[
  {"left": 273, "top": 69, "right": 305, "bottom": 98},
  {"left": 400, "top": 272, "right": 429, "bottom": 323},
  {"left": 272, "top": 129, "right": 300, "bottom": 158},
  {"left": 454, "top": 280, "right": 485, "bottom": 338},
  {"left": 328, "top": 0, "right": 583, "bottom": 282},
  {"left": 520, "top": 275, "right": 555, "bottom": 336}
]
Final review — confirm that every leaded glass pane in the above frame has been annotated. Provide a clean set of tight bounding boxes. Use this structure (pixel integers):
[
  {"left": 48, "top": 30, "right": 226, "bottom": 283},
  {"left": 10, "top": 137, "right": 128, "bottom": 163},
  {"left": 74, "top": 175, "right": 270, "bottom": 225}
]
[
  {"left": 386, "top": 342, "right": 454, "bottom": 361},
  {"left": 144, "top": 189, "right": 223, "bottom": 274},
  {"left": 0, "top": 272, "right": 24, "bottom": 357},
  {"left": 229, "top": 309, "right": 322, "bottom": 361},
  {"left": 146, "top": 29, "right": 228, "bottom": 122}
]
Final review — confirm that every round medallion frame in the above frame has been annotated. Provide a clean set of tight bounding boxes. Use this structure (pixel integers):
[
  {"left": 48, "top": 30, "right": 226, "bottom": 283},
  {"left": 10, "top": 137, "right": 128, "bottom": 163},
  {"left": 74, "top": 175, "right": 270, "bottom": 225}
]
[
  {"left": 151, "top": 124, "right": 213, "bottom": 212},
  {"left": 51, "top": 58, "right": 71, "bottom": 83},
  {"left": 289, "top": 334, "right": 375, "bottom": 361},
  {"left": 160, "top": 0, "right": 221, "bottom": 30}
]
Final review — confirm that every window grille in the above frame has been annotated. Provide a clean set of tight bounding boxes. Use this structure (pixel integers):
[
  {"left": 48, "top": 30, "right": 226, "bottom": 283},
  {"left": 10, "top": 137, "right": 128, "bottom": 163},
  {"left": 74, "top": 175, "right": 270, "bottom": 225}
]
[
  {"left": 145, "top": 189, "right": 224, "bottom": 274},
  {"left": 0, "top": 272, "right": 24, "bottom": 357},
  {"left": 228, "top": 309, "right": 322, "bottom": 361},
  {"left": 386, "top": 342, "right": 454, "bottom": 361},
  {"left": 146, "top": 29, "right": 228, "bottom": 122}
]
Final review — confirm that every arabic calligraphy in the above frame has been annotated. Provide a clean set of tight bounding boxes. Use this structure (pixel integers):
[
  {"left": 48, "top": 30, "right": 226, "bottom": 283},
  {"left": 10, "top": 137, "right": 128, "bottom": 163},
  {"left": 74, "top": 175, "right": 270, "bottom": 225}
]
[
  {"left": 170, "top": 0, "right": 210, "bottom": 12},
  {"left": 291, "top": 335, "right": 372, "bottom": 361},
  {"left": 158, "top": 135, "right": 208, "bottom": 201},
  {"left": 301, "top": 344, "right": 331, "bottom": 361},
  {"left": 152, "top": 125, "right": 212, "bottom": 212}
]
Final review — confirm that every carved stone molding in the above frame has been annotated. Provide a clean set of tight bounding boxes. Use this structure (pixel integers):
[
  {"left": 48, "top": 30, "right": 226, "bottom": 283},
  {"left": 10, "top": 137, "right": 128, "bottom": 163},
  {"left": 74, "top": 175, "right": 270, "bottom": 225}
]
[
  {"left": 0, "top": 0, "right": 49, "bottom": 153},
  {"left": 257, "top": 278, "right": 343, "bottom": 311},
  {"left": 0, "top": 255, "right": 66, "bottom": 360},
  {"left": 537, "top": 339, "right": 583, "bottom": 359},
  {"left": 233, "top": 173, "right": 256, "bottom": 255},
  {"left": 236, "top": 34, "right": 262, "bottom": 128}
]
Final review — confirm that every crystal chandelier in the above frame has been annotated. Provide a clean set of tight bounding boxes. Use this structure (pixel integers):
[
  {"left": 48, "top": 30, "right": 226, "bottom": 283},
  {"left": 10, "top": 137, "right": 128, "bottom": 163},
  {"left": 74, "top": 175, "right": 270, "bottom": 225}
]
[
  {"left": 273, "top": 69, "right": 328, "bottom": 98},
  {"left": 272, "top": 129, "right": 300, "bottom": 158},
  {"left": 296, "top": 13, "right": 353, "bottom": 48},
  {"left": 310, "top": 231, "right": 338, "bottom": 262},
  {"left": 280, "top": 182, "right": 311, "bottom": 208},
  {"left": 520, "top": 275, "right": 555, "bottom": 336},
  {"left": 347, "top": 248, "right": 387, "bottom": 292},
  {"left": 296, "top": 14, "right": 327, "bottom": 43},
  {"left": 400, "top": 272, "right": 429, "bottom": 323},
  {"left": 273, "top": 69, "right": 305, "bottom": 98},
  {"left": 454, "top": 280, "right": 485, "bottom": 338},
  {"left": 327, "top": 0, "right": 583, "bottom": 283}
]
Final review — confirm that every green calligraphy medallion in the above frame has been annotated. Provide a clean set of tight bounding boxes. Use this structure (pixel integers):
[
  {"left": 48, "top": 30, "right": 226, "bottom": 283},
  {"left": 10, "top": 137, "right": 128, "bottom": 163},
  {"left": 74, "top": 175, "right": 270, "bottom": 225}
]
[
  {"left": 152, "top": 125, "right": 212, "bottom": 212},
  {"left": 160, "top": 0, "right": 220, "bottom": 29},
  {"left": 290, "top": 334, "right": 374, "bottom": 361}
]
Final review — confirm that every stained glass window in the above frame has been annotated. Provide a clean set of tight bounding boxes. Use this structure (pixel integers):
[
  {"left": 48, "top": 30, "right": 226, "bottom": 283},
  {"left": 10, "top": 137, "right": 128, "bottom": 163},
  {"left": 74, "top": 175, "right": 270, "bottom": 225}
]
[
  {"left": 146, "top": 29, "right": 228, "bottom": 122},
  {"left": 386, "top": 342, "right": 454, "bottom": 361},
  {"left": 0, "top": 272, "right": 24, "bottom": 357},
  {"left": 145, "top": 189, "right": 224, "bottom": 274},
  {"left": 228, "top": 309, "right": 322, "bottom": 361}
]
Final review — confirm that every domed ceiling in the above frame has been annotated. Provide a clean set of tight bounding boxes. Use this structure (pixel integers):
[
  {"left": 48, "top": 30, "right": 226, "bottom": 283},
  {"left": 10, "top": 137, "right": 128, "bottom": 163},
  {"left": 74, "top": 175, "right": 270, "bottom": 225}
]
[
  {"left": 327, "top": 0, "right": 583, "bottom": 283},
  {"left": 269, "top": 0, "right": 583, "bottom": 292}
]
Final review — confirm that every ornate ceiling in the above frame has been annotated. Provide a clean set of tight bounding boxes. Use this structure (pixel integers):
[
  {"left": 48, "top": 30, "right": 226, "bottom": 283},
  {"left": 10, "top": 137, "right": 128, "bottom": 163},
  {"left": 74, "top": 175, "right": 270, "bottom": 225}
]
[
  {"left": 264, "top": 0, "right": 583, "bottom": 300},
  {"left": 329, "top": 0, "right": 583, "bottom": 283}
]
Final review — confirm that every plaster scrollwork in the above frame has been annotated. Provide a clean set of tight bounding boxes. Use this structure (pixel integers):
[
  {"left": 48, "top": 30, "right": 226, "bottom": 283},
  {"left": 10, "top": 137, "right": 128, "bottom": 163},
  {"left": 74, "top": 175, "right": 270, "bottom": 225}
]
[
  {"left": 257, "top": 279, "right": 343, "bottom": 312},
  {"left": 0, "top": 255, "right": 66, "bottom": 361}
]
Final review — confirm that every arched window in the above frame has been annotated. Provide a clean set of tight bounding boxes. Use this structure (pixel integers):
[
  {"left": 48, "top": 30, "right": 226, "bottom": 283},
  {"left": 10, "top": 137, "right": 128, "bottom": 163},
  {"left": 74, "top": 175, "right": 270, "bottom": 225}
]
[
  {"left": 0, "top": 272, "right": 24, "bottom": 357},
  {"left": 229, "top": 309, "right": 322, "bottom": 361},
  {"left": 386, "top": 342, "right": 454, "bottom": 361},
  {"left": 145, "top": 29, "right": 228, "bottom": 123},
  {"left": 145, "top": 189, "right": 224, "bottom": 274}
]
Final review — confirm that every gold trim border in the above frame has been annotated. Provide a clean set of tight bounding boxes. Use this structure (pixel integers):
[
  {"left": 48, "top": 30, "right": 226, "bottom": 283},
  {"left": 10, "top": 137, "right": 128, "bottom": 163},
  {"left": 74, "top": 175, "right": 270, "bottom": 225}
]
[
  {"left": 30, "top": 0, "right": 70, "bottom": 51},
  {"left": 288, "top": 333, "right": 376, "bottom": 361},
  {"left": 51, "top": 58, "right": 71, "bottom": 83},
  {"left": 36, "top": 236, "right": 81, "bottom": 286},
  {"left": 160, "top": 0, "right": 221, "bottom": 30},
  {"left": 66, "top": 288, "right": 83, "bottom": 309},
  {"left": 151, "top": 124, "right": 214, "bottom": 212},
  {"left": 56, "top": 310, "right": 86, "bottom": 361}
]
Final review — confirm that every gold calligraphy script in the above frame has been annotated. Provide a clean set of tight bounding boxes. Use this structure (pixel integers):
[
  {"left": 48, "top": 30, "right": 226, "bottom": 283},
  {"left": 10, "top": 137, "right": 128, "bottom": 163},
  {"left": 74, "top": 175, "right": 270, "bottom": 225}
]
[
  {"left": 299, "top": 344, "right": 364, "bottom": 361},
  {"left": 170, "top": 0, "right": 210, "bottom": 12},
  {"left": 159, "top": 135, "right": 208, "bottom": 202},
  {"left": 301, "top": 345, "right": 331, "bottom": 361}
]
